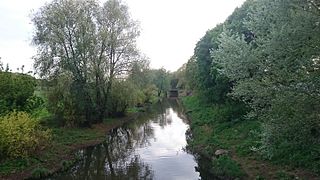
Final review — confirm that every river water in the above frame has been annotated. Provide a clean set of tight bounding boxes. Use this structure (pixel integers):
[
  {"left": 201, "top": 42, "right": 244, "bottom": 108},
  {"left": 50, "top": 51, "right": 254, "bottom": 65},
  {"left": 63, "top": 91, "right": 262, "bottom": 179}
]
[{"left": 52, "top": 100, "right": 203, "bottom": 180}]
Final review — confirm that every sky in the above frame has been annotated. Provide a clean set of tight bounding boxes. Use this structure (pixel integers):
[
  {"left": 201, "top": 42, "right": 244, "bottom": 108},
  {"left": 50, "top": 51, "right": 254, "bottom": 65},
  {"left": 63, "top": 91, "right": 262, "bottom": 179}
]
[{"left": 0, "top": 0, "right": 246, "bottom": 73}]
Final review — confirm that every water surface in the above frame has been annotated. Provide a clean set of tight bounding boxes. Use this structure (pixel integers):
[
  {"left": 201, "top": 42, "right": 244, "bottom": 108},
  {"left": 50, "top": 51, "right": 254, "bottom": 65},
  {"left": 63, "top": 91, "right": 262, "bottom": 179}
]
[{"left": 52, "top": 100, "right": 200, "bottom": 180}]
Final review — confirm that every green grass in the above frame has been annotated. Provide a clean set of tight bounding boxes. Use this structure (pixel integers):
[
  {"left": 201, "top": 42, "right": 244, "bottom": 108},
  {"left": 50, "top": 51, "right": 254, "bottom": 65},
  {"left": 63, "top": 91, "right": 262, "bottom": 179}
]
[
  {"left": 212, "top": 155, "right": 245, "bottom": 178},
  {"left": 182, "top": 95, "right": 320, "bottom": 179},
  {"left": 0, "top": 158, "right": 39, "bottom": 176},
  {"left": 126, "top": 106, "right": 146, "bottom": 113},
  {"left": 183, "top": 96, "right": 259, "bottom": 155},
  {"left": 51, "top": 127, "right": 101, "bottom": 145},
  {"left": 182, "top": 96, "right": 261, "bottom": 178}
]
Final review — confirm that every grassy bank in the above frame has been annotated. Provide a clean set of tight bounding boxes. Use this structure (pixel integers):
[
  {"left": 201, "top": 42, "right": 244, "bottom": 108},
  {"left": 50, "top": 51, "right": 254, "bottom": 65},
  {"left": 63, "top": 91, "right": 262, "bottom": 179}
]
[
  {"left": 182, "top": 96, "right": 319, "bottom": 180},
  {"left": 0, "top": 112, "right": 140, "bottom": 180}
]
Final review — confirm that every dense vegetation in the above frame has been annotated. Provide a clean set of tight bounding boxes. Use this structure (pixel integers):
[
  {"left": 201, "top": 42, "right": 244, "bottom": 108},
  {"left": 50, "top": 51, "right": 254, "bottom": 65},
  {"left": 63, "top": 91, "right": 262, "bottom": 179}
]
[
  {"left": 0, "top": 72, "right": 36, "bottom": 115},
  {"left": 0, "top": 0, "right": 170, "bottom": 178},
  {"left": 32, "top": 0, "right": 171, "bottom": 127},
  {"left": 1, "top": 0, "right": 319, "bottom": 179},
  {"left": 177, "top": 0, "right": 320, "bottom": 178}
]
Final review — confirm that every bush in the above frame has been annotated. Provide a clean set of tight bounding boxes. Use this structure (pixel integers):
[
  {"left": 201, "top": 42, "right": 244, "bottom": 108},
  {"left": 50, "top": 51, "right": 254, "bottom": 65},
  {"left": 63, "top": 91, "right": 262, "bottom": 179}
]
[
  {"left": 25, "top": 95, "right": 45, "bottom": 113},
  {"left": 260, "top": 92, "right": 320, "bottom": 172},
  {"left": 109, "top": 80, "right": 146, "bottom": 116},
  {"left": 31, "top": 167, "right": 50, "bottom": 179},
  {"left": 46, "top": 74, "right": 80, "bottom": 127},
  {"left": 142, "top": 84, "right": 158, "bottom": 103},
  {"left": 0, "top": 72, "right": 36, "bottom": 115},
  {"left": 0, "top": 111, "right": 51, "bottom": 158},
  {"left": 61, "top": 160, "right": 74, "bottom": 171}
]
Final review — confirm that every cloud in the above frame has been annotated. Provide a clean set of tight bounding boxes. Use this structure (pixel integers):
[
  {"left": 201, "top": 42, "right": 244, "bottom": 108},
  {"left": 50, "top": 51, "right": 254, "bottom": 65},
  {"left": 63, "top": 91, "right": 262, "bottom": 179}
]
[
  {"left": 126, "top": 0, "right": 246, "bottom": 71},
  {"left": 0, "top": 0, "right": 245, "bottom": 73}
]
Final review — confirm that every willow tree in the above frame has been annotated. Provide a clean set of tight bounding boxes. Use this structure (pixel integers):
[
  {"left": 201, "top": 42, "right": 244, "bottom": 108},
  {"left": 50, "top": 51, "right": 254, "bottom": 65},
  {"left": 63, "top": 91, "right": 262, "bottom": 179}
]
[
  {"left": 32, "top": 0, "right": 140, "bottom": 125},
  {"left": 96, "top": 0, "right": 140, "bottom": 120}
]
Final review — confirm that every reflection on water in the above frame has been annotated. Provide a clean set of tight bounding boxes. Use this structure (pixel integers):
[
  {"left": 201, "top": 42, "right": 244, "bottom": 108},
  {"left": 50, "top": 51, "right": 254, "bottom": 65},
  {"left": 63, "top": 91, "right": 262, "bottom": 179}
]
[{"left": 52, "top": 100, "right": 200, "bottom": 180}]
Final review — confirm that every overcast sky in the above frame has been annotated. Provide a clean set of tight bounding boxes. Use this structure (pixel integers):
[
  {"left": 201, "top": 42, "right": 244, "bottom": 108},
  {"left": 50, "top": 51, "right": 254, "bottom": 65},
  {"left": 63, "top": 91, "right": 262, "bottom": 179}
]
[{"left": 0, "top": 0, "right": 245, "bottom": 73}]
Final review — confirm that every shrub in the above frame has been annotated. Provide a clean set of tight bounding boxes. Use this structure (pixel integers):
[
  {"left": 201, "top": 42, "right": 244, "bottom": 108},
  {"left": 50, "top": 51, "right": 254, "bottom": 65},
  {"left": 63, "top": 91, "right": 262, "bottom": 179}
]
[
  {"left": 0, "top": 72, "right": 36, "bottom": 115},
  {"left": 61, "top": 160, "right": 73, "bottom": 171},
  {"left": 109, "top": 80, "right": 146, "bottom": 116},
  {"left": 143, "top": 84, "right": 158, "bottom": 103},
  {"left": 31, "top": 167, "right": 50, "bottom": 179},
  {"left": 0, "top": 111, "right": 51, "bottom": 158},
  {"left": 25, "top": 95, "right": 45, "bottom": 113}
]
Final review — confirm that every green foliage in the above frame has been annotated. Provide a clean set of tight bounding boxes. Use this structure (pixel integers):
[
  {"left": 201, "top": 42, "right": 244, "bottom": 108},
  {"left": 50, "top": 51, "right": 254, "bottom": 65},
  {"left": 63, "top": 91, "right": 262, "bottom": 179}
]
[
  {"left": 261, "top": 92, "right": 320, "bottom": 164},
  {"left": 255, "top": 175, "right": 266, "bottom": 180},
  {"left": 185, "top": 57, "right": 198, "bottom": 91},
  {"left": 61, "top": 160, "right": 74, "bottom": 171},
  {"left": 142, "top": 84, "right": 158, "bottom": 103},
  {"left": 149, "top": 68, "right": 170, "bottom": 97},
  {"left": 0, "top": 111, "right": 51, "bottom": 158},
  {"left": 109, "top": 80, "right": 145, "bottom": 116},
  {"left": 183, "top": 96, "right": 258, "bottom": 150},
  {"left": 0, "top": 158, "right": 41, "bottom": 176},
  {"left": 182, "top": 95, "right": 264, "bottom": 177},
  {"left": 275, "top": 170, "right": 295, "bottom": 180},
  {"left": 128, "top": 60, "right": 151, "bottom": 88},
  {"left": 127, "top": 60, "right": 160, "bottom": 103},
  {"left": 180, "top": 0, "right": 320, "bottom": 175},
  {"left": 189, "top": 24, "right": 233, "bottom": 103},
  {"left": 212, "top": 155, "right": 245, "bottom": 178},
  {"left": 183, "top": 96, "right": 246, "bottom": 125},
  {"left": 25, "top": 95, "right": 45, "bottom": 113},
  {"left": 31, "top": 167, "right": 50, "bottom": 179},
  {"left": 32, "top": 0, "right": 141, "bottom": 125},
  {"left": 0, "top": 112, "right": 126, "bottom": 177},
  {"left": 171, "top": 63, "right": 187, "bottom": 90},
  {"left": 0, "top": 72, "right": 36, "bottom": 115},
  {"left": 46, "top": 73, "right": 79, "bottom": 127},
  {"left": 209, "top": 0, "right": 320, "bottom": 173}
]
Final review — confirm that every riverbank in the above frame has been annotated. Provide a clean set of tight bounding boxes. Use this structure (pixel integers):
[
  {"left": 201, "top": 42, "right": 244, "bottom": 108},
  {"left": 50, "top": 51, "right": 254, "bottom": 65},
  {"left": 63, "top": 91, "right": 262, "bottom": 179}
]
[
  {"left": 0, "top": 112, "right": 141, "bottom": 180},
  {"left": 181, "top": 96, "right": 319, "bottom": 180}
]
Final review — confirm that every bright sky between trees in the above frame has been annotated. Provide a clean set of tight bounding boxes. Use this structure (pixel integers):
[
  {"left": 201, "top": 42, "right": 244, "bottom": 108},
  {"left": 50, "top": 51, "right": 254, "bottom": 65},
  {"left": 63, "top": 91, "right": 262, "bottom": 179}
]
[{"left": 0, "top": 0, "right": 245, "bottom": 72}]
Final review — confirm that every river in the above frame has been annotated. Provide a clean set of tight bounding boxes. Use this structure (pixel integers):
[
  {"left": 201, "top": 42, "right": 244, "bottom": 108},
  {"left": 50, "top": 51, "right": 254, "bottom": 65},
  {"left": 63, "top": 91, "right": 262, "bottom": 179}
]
[{"left": 50, "top": 100, "right": 205, "bottom": 180}]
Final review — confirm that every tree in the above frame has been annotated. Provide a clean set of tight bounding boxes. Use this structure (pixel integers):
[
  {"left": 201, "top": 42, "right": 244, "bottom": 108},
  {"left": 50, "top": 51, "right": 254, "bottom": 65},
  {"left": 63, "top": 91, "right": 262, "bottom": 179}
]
[
  {"left": 173, "top": 63, "right": 187, "bottom": 90},
  {"left": 185, "top": 56, "right": 198, "bottom": 92},
  {"left": 245, "top": 0, "right": 320, "bottom": 160},
  {"left": 32, "top": 0, "right": 141, "bottom": 125},
  {"left": 192, "top": 25, "right": 227, "bottom": 103},
  {"left": 95, "top": 0, "right": 140, "bottom": 120},
  {"left": 32, "top": 0, "right": 98, "bottom": 125},
  {"left": 127, "top": 57, "right": 151, "bottom": 90},
  {"left": 108, "top": 80, "right": 144, "bottom": 116},
  {"left": 150, "top": 68, "right": 170, "bottom": 98},
  {"left": 214, "top": 0, "right": 320, "bottom": 163}
]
